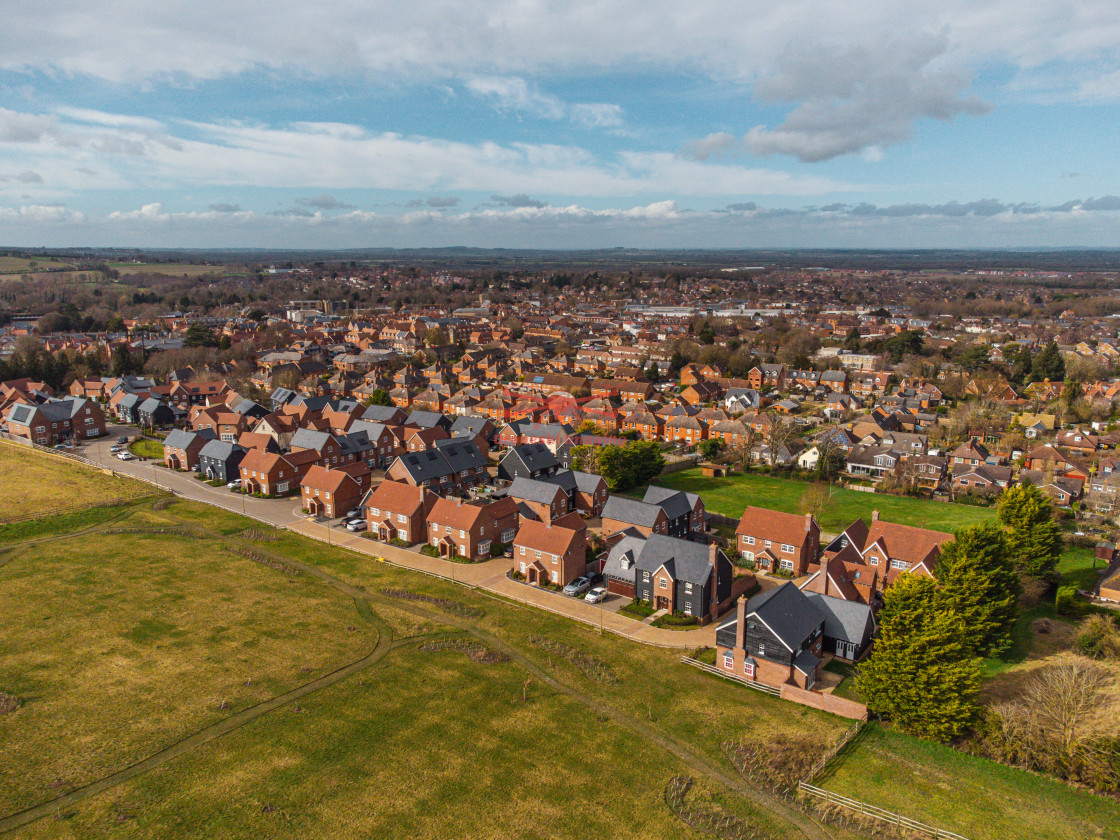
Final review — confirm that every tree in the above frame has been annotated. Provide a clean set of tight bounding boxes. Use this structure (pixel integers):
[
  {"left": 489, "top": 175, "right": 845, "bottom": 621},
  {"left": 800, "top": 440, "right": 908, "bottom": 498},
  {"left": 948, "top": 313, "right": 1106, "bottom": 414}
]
[
  {"left": 645, "top": 362, "right": 660, "bottom": 381},
  {"left": 797, "top": 483, "right": 834, "bottom": 524},
  {"left": 697, "top": 438, "right": 724, "bottom": 460},
  {"left": 424, "top": 326, "right": 448, "bottom": 347},
  {"left": 998, "top": 482, "right": 1062, "bottom": 579},
  {"left": 569, "top": 444, "right": 601, "bottom": 475},
  {"left": 765, "top": 416, "right": 794, "bottom": 467},
  {"left": 937, "top": 523, "right": 1021, "bottom": 657},
  {"left": 854, "top": 575, "right": 981, "bottom": 742},
  {"left": 844, "top": 327, "right": 862, "bottom": 351},
  {"left": 366, "top": 389, "right": 393, "bottom": 407},
  {"left": 1030, "top": 341, "right": 1065, "bottom": 382},
  {"left": 184, "top": 324, "right": 218, "bottom": 348},
  {"left": 595, "top": 440, "right": 665, "bottom": 492},
  {"left": 813, "top": 434, "right": 845, "bottom": 481}
]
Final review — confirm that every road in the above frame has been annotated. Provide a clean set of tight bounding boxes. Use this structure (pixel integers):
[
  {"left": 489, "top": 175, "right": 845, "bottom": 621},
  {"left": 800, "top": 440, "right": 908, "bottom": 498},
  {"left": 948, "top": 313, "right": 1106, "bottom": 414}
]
[{"left": 79, "top": 426, "right": 719, "bottom": 648}]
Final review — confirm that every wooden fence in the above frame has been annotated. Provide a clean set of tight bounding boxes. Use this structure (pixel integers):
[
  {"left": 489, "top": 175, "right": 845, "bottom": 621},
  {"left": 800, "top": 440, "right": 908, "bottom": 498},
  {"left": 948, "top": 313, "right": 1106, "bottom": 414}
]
[
  {"left": 797, "top": 783, "right": 971, "bottom": 840},
  {"left": 679, "top": 654, "right": 781, "bottom": 696}
]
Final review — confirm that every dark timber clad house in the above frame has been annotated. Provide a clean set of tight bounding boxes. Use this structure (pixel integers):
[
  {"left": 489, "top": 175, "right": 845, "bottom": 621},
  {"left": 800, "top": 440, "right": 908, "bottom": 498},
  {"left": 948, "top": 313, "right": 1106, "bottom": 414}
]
[
  {"left": 642, "top": 485, "right": 706, "bottom": 539},
  {"left": 715, "top": 582, "right": 825, "bottom": 690},
  {"left": 197, "top": 439, "right": 248, "bottom": 482},
  {"left": 632, "top": 535, "right": 735, "bottom": 625},
  {"left": 498, "top": 442, "right": 560, "bottom": 481}
]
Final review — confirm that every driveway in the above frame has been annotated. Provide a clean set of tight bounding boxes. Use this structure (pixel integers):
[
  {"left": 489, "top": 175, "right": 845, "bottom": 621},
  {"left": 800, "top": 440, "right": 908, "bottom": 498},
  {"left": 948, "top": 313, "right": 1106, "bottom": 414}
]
[{"left": 77, "top": 425, "right": 718, "bottom": 649}]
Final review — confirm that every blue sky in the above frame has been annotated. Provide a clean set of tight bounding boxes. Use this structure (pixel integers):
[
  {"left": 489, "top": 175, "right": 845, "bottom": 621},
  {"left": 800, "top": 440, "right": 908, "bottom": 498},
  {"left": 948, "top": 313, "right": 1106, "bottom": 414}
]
[{"left": 3, "top": 1, "right": 1120, "bottom": 248}]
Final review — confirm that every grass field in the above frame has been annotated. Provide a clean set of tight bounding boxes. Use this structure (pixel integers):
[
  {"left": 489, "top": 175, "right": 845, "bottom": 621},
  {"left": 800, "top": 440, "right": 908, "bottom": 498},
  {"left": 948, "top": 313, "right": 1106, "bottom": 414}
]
[
  {"left": 109, "top": 262, "right": 229, "bottom": 278},
  {"left": 0, "top": 494, "right": 848, "bottom": 839},
  {"left": 820, "top": 723, "right": 1120, "bottom": 840},
  {"left": 0, "top": 256, "right": 74, "bottom": 273},
  {"left": 3, "top": 447, "right": 1116, "bottom": 839},
  {"left": 0, "top": 442, "right": 143, "bottom": 522},
  {"left": 647, "top": 468, "right": 996, "bottom": 534}
]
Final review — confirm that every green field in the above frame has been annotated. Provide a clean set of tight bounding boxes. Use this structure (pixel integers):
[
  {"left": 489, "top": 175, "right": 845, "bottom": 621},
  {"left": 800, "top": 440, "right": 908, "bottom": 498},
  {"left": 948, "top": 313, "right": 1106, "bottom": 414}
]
[
  {"left": 3, "top": 449, "right": 1116, "bottom": 839},
  {"left": 649, "top": 468, "right": 996, "bottom": 534},
  {"left": 0, "top": 442, "right": 144, "bottom": 522},
  {"left": 1, "top": 493, "right": 850, "bottom": 839},
  {"left": 128, "top": 438, "right": 165, "bottom": 460},
  {"left": 109, "top": 262, "right": 229, "bottom": 278},
  {"left": 820, "top": 723, "right": 1119, "bottom": 840}
]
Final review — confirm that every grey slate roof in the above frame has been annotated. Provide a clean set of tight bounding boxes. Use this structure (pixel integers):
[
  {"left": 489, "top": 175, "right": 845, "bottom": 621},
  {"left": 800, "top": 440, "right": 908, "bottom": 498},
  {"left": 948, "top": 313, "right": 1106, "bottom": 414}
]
[
  {"left": 360, "top": 405, "right": 404, "bottom": 423},
  {"left": 745, "top": 582, "right": 824, "bottom": 651},
  {"left": 450, "top": 415, "right": 490, "bottom": 436},
  {"left": 793, "top": 649, "right": 821, "bottom": 676},
  {"left": 432, "top": 437, "right": 487, "bottom": 471},
  {"left": 289, "top": 428, "right": 333, "bottom": 452},
  {"left": 642, "top": 485, "right": 698, "bottom": 521},
  {"left": 508, "top": 476, "right": 563, "bottom": 504},
  {"left": 603, "top": 534, "right": 646, "bottom": 584},
  {"left": 163, "top": 428, "right": 215, "bottom": 450},
  {"left": 601, "top": 496, "right": 664, "bottom": 528},
  {"left": 633, "top": 534, "right": 717, "bottom": 586},
  {"left": 198, "top": 439, "right": 247, "bottom": 461},
  {"left": 803, "top": 592, "right": 875, "bottom": 646},
  {"left": 6, "top": 404, "right": 35, "bottom": 424},
  {"left": 502, "top": 443, "right": 559, "bottom": 472},
  {"left": 393, "top": 449, "right": 454, "bottom": 483},
  {"left": 406, "top": 409, "right": 447, "bottom": 429}
]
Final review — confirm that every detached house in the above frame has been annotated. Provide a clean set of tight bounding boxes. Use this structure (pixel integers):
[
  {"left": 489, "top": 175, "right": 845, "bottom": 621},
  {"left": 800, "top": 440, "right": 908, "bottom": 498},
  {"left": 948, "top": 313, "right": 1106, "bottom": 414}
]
[
  {"left": 600, "top": 496, "right": 669, "bottom": 539},
  {"left": 498, "top": 443, "right": 561, "bottom": 481},
  {"left": 633, "top": 536, "right": 738, "bottom": 625},
  {"left": 543, "top": 469, "right": 609, "bottom": 516},
  {"left": 238, "top": 450, "right": 298, "bottom": 496},
  {"left": 162, "top": 428, "right": 217, "bottom": 470},
  {"left": 3, "top": 397, "right": 106, "bottom": 445},
  {"left": 735, "top": 507, "right": 820, "bottom": 577},
  {"left": 197, "top": 439, "right": 248, "bottom": 483},
  {"left": 507, "top": 476, "right": 571, "bottom": 522},
  {"left": 514, "top": 515, "right": 588, "bottom": 587},
  {"left": 642, "top": 486, "right": 707, "bottom": 539},
  {"left": 715, "top": 583, "right": 825, "bottom": 690},
  {"left": 300, "top": 465, "right": 368, "bottom": 519}
]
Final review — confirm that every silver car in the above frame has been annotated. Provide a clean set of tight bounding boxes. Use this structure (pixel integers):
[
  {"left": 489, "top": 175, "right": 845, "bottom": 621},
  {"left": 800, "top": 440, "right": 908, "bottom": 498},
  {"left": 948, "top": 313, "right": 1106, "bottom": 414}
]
[{"left": 584, "top": 586, "right": 608, "bottom": 604}]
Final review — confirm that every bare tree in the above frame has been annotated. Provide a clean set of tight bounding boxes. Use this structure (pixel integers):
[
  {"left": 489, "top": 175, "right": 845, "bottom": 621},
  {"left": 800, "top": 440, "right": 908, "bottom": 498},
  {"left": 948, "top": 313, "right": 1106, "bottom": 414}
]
[
  {"left": 797, "top": 483, "right": 834, "bottom": 523},
  {"left": 765, "top": 416, "right": 795, "bottom": 467},
  {"left": 1022, "top": 656, "right": 1111, "bottom": 754}
]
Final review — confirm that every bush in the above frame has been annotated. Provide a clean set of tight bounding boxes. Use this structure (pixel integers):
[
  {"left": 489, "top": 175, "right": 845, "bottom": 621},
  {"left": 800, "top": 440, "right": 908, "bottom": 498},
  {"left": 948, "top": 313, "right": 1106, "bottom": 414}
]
[
  {"left": 619, "top": 598, "right": 656, "bottom": 619},
  {"left": 654, "top": 613, "right": 699, "bottom": 628},
  {"left": 420, "top": 544, "right": 440, "bottom": 558},
  {"left": 388, "top": 537, "right": 411, "bottom": 548},
  {"left": 1055, "top": 585, "right": 1081, "bottom": 616},
  {"left": 1077, "top": 614, "right": 1120, "bottom": 660}
]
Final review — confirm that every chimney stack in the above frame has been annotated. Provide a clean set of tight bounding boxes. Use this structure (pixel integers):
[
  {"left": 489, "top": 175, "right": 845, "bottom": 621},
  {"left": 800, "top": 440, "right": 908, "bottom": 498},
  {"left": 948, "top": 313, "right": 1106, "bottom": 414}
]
[
  {"left": 709, "top": 542, "right": 720, "bottom": 622},
  {"left": 734, "top": 595, "right": 747, "bottom": 651},
  {"left": 871, "top": 509, "right": 879, "bottom": 522},
  {"left": 805, "top": 512, "right": 812, "bottom": 532},
  {"left": 821, "top": 554, "right": 830, "bottom": 596}
]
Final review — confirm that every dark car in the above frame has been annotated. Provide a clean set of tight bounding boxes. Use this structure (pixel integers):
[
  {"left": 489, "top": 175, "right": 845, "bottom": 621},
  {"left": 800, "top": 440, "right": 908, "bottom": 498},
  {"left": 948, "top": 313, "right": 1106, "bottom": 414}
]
[
  {"left": 586, "top": 571, "right": 604, "bottom": 588},
  {"left": 117, "top": 435, "right": 129, "bottom": 444}
]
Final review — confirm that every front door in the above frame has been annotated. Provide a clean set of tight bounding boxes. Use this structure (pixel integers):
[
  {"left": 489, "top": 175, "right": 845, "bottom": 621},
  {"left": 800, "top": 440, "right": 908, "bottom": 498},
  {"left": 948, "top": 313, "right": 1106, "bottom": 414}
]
[{"left": 656, "top": 596, "right": 671, "bottom": 611}]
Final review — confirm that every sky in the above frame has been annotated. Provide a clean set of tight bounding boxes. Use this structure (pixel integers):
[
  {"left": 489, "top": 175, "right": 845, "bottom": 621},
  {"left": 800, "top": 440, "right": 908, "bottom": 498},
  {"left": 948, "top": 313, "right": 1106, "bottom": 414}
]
[{"left": 3, "top": 1, "right": 1120, "bottom": 249}]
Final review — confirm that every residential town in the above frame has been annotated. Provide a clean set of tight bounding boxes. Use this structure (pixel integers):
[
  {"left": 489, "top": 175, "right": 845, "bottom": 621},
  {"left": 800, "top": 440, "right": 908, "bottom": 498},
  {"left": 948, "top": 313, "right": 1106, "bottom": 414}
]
[{"left": 3, "top": 252, "right": 1120, "bottom": 834}]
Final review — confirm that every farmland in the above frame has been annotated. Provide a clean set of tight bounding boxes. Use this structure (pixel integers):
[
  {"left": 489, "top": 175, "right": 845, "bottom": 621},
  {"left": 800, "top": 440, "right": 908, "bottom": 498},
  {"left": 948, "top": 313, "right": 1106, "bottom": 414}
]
[
  {"left": 0, "top": 442, "right": 142, "bottom": 522},
  {"left": 648, "top": 468, "right": 997, "bottom": 534}
]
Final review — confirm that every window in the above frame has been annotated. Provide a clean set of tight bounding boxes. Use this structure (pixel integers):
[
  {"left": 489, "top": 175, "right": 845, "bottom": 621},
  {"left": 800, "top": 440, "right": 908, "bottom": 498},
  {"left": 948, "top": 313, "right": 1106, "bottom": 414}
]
[
  {"left": 397, "top": 514, "right": 407, "bottom": 524},
  {"left": 741, "top": 551, "right": 754, "bottom": 562},
  {"left": 520, "top": 561, "right": 527, "bottom": 574},
  {"left": 722, "top": 653, "right": 734, "bottom": 669},
  {"left": 779, "top": 558, "right": 794, "bottom": 571},
  {"left": 744, "top": 660, "right": 755, "bottom": 678},
  {"left": 397, "top": 529, "right": 408, "bottom": 540},
  {"left": 764, "top": 540, "right": 771, "bottom": 548},
  {"left": 551, "top": 571, "right": 559, "bottom": 584},
  {"left": 758, "top": 643, "right": 766, "bottom": 656},
  {"left": 683, "top": 602, "right": 692, "bottom": 616},
  {"left": 371, "top": 507, "right": 380, "bottom": 516},
  {"left": 459, "top": 529, "right": 466, "bottom": 538},
  {"left": 659, "top": 578, "right": 667, "bottom": 589},
  {"left": 890, "top": 559, "right": 909, "bottom": 570},
  {"left": 742, "top": 536, "right": 755, "bottom": 545},
  {"left": 781, "top": 544, "right": 794, "bottom": 554},
  {"left": 519, "top": 546, "right": 526, "bottom": 555},
  {"left": 869, "top": 556, "right": 879, "bottom": 566},
  {"left": 684, "top": 582, "right": 693, "bottom": 594}
]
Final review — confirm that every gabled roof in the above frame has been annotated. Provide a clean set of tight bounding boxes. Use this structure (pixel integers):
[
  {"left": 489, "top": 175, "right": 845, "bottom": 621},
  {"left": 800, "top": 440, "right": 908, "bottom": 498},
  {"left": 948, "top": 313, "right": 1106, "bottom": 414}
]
[
  {"left": 515, "top": 517, "right": 584, "bottom": 556},
  {"left": 601, "top": 496, "right": 665, "bottom": 528},
  {"left": 163, "top": 428, "right": 215, "bottom": 450},
  {"left": 502, "top": 442, "right": 559, "bottom": 472},
  {"left": 508, "top": 476, "right": 565, "bottom": 504},
  {"left": 803, "top": 592, "right": 875, "bottom": 645},
  {"left": 642, "top": 485, "right": 700, "bottom": 520},
  {"left": 736, "top": 506, "right": 816, "bottom": 546},
  {"left": 634, "top": 534, "right": 720, "bottom": 586},
  {"left": 745, "top": 582, "right": 824, "bottom": 651},
  {"left": 198, "top": 439, "right": 247, "bottom": 461}
]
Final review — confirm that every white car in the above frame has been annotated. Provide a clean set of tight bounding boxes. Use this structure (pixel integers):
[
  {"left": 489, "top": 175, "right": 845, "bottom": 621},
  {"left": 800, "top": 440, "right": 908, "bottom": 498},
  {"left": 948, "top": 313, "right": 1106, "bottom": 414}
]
[
  {"left": 109, "top": 444, "right": 122, "bottom": 453},
  {"left": 227, "top": 479, "right": 241, "bottom": 489},
  {"left": 116, "top": 451, "right": 134, "bottom": 461},
  {"left": 584, "top": 586, "right": 608, "bottom": 604},
  {"left": 345, "top": 519, "right": 367, "bottom": 532}
]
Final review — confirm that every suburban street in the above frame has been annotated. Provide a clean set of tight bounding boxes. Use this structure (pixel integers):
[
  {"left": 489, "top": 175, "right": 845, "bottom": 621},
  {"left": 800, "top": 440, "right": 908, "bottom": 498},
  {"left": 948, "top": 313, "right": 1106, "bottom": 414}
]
[{"left": 77, "top": 426, "right": 720, "bottom": 648}]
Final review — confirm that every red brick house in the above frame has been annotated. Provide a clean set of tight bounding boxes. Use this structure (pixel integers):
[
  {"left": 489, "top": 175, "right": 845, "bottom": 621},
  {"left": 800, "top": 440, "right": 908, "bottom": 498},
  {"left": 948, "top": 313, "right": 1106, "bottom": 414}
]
[
  {"left": 735, "top": 507, "right": 821, "bottom": 576},
  {"left": 162, "top": 428, "right": 217, "bottom": 470},
  {"left": 425, "top": 496, "right": 520, "bottom": 560},
  {"left": 600, "top": 496, "right": 669, "bottom": 539},
  {"left": 300, "top": 465, "right": 366, "bottom": 518},
  {"left": 506, "top": 476, "right": 570, "bottom": 522},
  {"left": 514, "top": 513, "right": 587, "bottom": 587},
  {"left": 361, "top": 480, "right": 438, "bottom": 544},
  {"left": 3, "top": 397, "right": 107, "bottom": 445},
  {"left": 238, "top": 450, "right": 299, "bottom": 496}
]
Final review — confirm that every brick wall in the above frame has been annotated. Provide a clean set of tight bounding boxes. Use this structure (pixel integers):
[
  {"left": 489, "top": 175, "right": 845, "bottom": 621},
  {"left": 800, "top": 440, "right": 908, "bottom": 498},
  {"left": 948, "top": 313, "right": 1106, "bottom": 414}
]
[{"left": 779, "top": 684, "right": 868, "bottom": 721}]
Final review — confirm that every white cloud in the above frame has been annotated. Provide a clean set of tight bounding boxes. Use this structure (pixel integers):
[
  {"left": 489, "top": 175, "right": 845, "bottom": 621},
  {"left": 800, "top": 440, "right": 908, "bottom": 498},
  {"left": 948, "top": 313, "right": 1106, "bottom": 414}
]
[
  {"left": 0, "top": 107, "right": 856, "bottom": 198},
  {"left": 4, "top": 2, "right": 1120, "bottom": 161}
]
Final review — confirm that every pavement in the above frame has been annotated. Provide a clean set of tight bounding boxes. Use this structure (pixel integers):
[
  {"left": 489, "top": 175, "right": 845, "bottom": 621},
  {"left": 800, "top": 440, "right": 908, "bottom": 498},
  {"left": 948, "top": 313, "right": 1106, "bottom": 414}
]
[{"left": 76, "top": 426, "right": 719, "bottom": 649}]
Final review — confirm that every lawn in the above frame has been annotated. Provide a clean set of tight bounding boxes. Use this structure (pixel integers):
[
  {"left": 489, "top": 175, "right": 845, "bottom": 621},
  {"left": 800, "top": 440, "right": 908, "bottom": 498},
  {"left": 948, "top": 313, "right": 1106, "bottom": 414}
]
[
  {"left": 128, "top": 438, "right": 165, "bottom": 460},
  {"left": 647, "top": 468, "right": 996, "bottom": 534},
  {"left": 0, "top": 442, "right": 145, "bottom": 521},
  {"left": 820, "top": 722, "right": 1120, "bottom": 840},
  {"left": 110, "top": 262, "right": 231, "bottom": 278}
]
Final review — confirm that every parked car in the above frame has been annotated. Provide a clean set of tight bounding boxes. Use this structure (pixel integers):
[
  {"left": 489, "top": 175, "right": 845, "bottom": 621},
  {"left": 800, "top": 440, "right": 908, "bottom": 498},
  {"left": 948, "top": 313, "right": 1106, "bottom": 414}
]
[
  {"left": 584, "top": 586, "right": 608, "bottom": 604},
  {"left": 586, "top": 571, "right": 604, "bottom": 588},
  {"left": 117, "top": 435, "right": 129, "bottom": 444},
  {"left": 343, "top": 507, "right": 363, "bottom": 519},
  {"left": 53, "top": 442, "right": 74, "bottom": 450},
  {"left": 345, "top": 519, "right": 367, "bottom": 532},
  {"left": 563, "top": 577, "right": 591, "bottom": 596},
  {"left": 116, "top": 452, "right": 134, "bottom": 461},
  {"left": 109, "top": 444, "right": 122, "bottom": 453},
  {"left": 227, "top": 479, "right": 241, "bottom": 489}
]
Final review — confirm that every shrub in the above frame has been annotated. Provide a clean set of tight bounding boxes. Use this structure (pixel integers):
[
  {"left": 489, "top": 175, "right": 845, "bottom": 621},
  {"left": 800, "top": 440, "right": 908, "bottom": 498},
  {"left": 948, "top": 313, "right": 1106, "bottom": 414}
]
[
  {"left": 1055, "top": 585, "right": 1081, "bottom": 616},
  {"left": 1077, "top": 614, "right": 1120, "bottom": 660},
  {"left": 420, "top": 544, "right": 440, "bottom": 558},
  {"left": 388, "top": 537, "right": 411, "bottom": 548}
]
